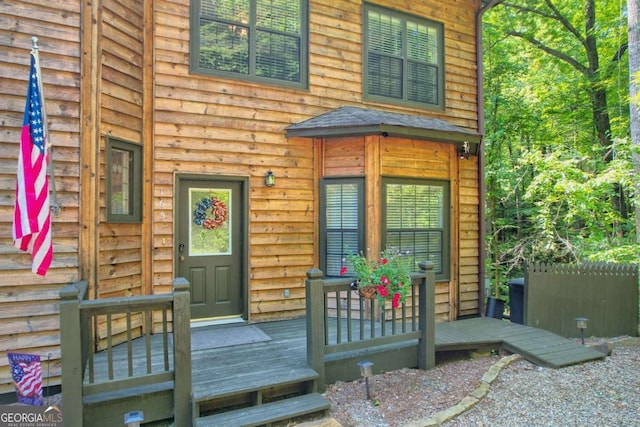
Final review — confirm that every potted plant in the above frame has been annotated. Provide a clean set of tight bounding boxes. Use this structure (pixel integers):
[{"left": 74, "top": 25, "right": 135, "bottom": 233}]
[{"left": 340, "top": 248, "right": 412, "bottom": 309}]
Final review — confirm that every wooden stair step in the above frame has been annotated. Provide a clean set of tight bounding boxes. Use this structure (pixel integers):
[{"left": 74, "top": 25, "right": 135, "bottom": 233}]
[
  {"left": 194, "top": 393, "right": 330, "bottom": 427},
  {"left": 192, "top": 366, "right": 319, "bottom": 402},
  {"left": 82, "top": 381, "right": 173, "bottom": 405}
]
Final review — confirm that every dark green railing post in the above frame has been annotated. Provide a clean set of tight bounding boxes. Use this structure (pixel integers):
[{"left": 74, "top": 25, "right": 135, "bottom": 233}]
[
  {"left": 418, "top": 261, "right": 435, "bottom": 369},
  {"left": 305, "top": 268, "right": 326, "bottom": 391},
  {"left": 59, "top": 281, "right": 87, "bottom": 427},
  {"left": 171, "top": 277, "right": 192, "bottom": 425}
]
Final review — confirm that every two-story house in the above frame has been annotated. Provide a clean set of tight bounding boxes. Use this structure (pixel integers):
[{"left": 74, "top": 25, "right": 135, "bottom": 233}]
[{"left": 0, "top": 0, "right": 495, "bottom": 396}]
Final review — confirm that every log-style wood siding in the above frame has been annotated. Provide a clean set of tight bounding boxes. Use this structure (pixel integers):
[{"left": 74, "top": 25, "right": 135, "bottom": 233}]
[
  {"left": 98, "top": 0, "right": 144, "bottom": 303},
  {"left": 0, "top": 2, "right": 82, "bottom": 394},
  {"left": 322, "top": 136, "right": 479, "bottom": 321},
  {"left": 0, "top": 0, "right": 482, "bottom": 393},
  {"left": 154, "top": 0, "right": 481, "bottom": 321}
]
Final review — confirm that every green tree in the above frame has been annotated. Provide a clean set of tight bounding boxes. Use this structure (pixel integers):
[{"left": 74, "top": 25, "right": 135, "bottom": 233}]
[{"left": 483, "top": 0, "right": 636, "bottom": 293}]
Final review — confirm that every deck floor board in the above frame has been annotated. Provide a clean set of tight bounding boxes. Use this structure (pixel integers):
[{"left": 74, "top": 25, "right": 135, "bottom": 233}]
[
  {"left": 445, "top": 317, "right": 605, "bottom": 368},
  {"left": 87, "top": 316, "right": 606, "bottom": 405}
]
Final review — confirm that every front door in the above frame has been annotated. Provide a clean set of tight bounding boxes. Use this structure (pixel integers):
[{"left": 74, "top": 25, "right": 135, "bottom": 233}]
[{"left": 176, "top": 177, "right": 245, "bottom": 320}]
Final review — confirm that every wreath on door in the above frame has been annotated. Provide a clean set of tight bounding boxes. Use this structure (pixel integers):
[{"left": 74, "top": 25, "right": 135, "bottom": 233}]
[{"left": 193, "top": 196, "right": 228, "bottom": 230}]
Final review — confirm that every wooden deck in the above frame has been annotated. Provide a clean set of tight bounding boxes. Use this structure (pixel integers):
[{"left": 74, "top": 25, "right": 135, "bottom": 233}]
[
  {"left": 91, "top": 316, "right": 606, "bottom": 386},
  {"left": 436, "top": 317, "right": 606, "bottom": 368},
  {"left": 89, "top": 316, "right": 606, "bottom": 425},
  {"left": 90, "top": 317, "right": 604, "bottom": 382}
]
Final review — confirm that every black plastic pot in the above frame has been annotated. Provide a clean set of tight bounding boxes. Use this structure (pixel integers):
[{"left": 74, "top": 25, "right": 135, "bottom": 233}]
[{"left": 485, "top": 297, "right": 505, "bottom": 319}]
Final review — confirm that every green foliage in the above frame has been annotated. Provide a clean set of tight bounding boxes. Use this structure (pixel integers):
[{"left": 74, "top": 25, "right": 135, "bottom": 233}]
[
  {"left": 483, "top": 0, "right": 635, "bottom": 290},
  {"left": 342, "top": 248, "right": 412, "bottom": 309}
]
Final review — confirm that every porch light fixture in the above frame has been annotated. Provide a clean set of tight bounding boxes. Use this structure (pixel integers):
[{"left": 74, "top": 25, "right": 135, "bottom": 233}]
[
  {"left": 575, "top": 317, "right": 588, "bottom": 345},
  {"left": 265, "top": 170, "right": 276, "bottom": 187},
  {"left": 459, "top": 141, "right": 470, "bottom": 160},
  {"left": 357, "top": 360, "right": 374, "bottom": 400}
]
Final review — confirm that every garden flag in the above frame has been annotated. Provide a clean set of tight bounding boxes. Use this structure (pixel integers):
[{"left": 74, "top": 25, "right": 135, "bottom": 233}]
[
  {"left": 13, "top": 46, "right": 52, "bottom": 276},
  {"left": 8, "top": 352, "right": 44, "bottom": 406}
]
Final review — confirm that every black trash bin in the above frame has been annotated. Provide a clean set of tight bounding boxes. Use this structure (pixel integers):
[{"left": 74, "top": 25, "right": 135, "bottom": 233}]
[{"left": 508, "top": 278, "right": 525, "bottom": 324}]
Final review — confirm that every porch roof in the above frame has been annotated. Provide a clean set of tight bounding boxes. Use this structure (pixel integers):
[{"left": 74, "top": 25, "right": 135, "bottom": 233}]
[{"left": 285, "top": 106, "right": 481, "bottom": 152}]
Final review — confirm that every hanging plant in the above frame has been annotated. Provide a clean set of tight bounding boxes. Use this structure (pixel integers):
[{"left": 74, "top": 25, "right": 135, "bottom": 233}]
[
  {"left": 193, "top": 196, "right": 228, "bottom": 230},
  {"left": 341, "top": 248, "right": 412, "bottom": 309}
]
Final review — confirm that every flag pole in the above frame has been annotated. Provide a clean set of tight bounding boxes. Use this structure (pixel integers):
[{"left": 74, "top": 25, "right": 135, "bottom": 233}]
[{"left": 31, "top": 36, "right": 60, "bottom": 217}]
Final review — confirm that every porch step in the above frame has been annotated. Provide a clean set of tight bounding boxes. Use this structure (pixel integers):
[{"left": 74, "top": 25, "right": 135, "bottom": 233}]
[
  {"left": 194, "top": 393, "right": 330, "bottom": 427},
  {"left": 192, "top": 365, "right": 319, "bottom": 402}
]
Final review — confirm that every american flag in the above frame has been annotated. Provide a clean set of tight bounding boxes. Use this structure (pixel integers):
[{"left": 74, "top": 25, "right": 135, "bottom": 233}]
[
  {"left": 13, "top": 50, "right": 52, "bottom": 276},
  {"left": 8, "top": 352, "right": 43, "bottom": 406}
]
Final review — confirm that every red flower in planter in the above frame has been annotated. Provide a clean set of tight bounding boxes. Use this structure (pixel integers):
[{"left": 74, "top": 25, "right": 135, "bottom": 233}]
[
  {"left": 343, "top": 247, "right": 412, "bottom": 308},
  {"left": 377, "top": 285, "right": 389, "bottom": 297},
  {"left": 392, "top": 292, "right": 401, "bottom": 309}
]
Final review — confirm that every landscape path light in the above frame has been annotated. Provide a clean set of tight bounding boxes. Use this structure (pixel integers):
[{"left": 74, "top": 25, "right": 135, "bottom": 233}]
[
  {"left": 575, "top": 317, "right": 588, "bottom": 345},
  {"left": 357, "top": 360, "right": 374, "bottom": 400},
  {"left": 124, "top": 410, "right": 144, "bottom": 427}
]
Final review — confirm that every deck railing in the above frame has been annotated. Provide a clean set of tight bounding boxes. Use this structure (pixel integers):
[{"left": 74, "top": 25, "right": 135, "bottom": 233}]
[
  {"left": 59, "top": 278, "right": 192, "bottom": 427},
  {"left": 306, "top": 261, "right": 435, "bottom": 389}
]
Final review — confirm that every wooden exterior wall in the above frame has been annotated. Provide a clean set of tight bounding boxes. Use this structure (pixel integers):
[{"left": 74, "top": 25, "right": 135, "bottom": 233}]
[
  {"left": 322, "top": 136, "right": 480, "bottom": 321},
  {"left": 459, "top": 156, "right": 481, "bottom": 317},
  {"left": 153, "top": 0, "right": 481, "bottom": 322},
  {"left": 97, "top": 1, "right": 145, "bottom": 300},
  {"left": 0, "top": 0, "right": 482, "bottom": 394},
  {"left": 0, "top": 2, "right": 83, "bottom": 394},
  {"left": 95, "top": 0, "right": 149, "bottom": 343}
]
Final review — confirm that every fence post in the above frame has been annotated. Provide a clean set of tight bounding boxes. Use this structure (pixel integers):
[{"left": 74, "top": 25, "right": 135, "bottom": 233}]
[
  {"left": 418, "top": 261, "right": 435, "bottom": 369},
  {"left": 305, "top": 268, "right": 326, "bottom": 391},
  {"left": 59, "top": 281, "right": 86, "bottom": 427},
  {"left": 171, "top": 277, "right": 192, "bottom": 425}
]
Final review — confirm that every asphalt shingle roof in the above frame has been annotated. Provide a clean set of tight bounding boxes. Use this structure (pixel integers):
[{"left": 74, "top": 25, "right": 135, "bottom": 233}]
[{"left": 285, "top": 106, "right": 481, "bottom": 147}]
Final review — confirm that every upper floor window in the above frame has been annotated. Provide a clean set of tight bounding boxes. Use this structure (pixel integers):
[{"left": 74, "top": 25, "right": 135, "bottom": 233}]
[
  {"left": 191, "top": 0, "right": 308, "bottom": 88},
  {"left": 363, "top": 4, "right": 444, "bottom": 109}
]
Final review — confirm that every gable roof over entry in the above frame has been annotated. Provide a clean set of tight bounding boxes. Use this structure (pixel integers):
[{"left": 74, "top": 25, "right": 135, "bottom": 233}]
[{"left": 285, "top": 106, "right": 481, "bottom": 153}]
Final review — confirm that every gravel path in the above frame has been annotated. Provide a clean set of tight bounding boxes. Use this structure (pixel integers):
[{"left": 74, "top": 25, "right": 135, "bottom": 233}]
[
  {"left": 318, "top": 338, "right": 640, "bottom": 427},
  {"left": 445, "top": 341, "right": 640, "bottom": 427}
]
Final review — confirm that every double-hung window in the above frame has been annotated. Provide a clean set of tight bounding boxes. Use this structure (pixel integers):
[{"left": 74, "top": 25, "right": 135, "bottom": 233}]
[
  {"left": 191, "top": 0, "right": 308, "bottom": 88},
  {"left": 364, "top": 4, "right": 444, "bottom": 109},
  {"left": 320, "top": 178, "right": 364, "bottom": 277},
  {"left": 383, "top": 178, "right": 449, "bottom": 280}
]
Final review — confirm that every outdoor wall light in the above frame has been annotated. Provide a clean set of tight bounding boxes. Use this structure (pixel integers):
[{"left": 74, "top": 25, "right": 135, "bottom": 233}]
[
  {"left": 576, "top": 317, "right": 588, "bottom": 345},
  {"left": 357, "top": 360, "right": 374, "bottom": 400},
  {"left": 265, "top": 170, "right": 276, "bottom": 187},
  {"left": 459, "top": 141, "right": 470, "bottom": 160}
]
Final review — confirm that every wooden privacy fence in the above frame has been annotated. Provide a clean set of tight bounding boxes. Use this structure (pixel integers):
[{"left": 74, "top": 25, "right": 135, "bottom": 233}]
[
  {"left": 306, "top": 261, "right": 435, "bottom": 390},
  {"left": 525, "top": 263, "right": 639, "bottom": 338},
  {"left": 59, "top": 278, "right": 192, "bottom": 427}
]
